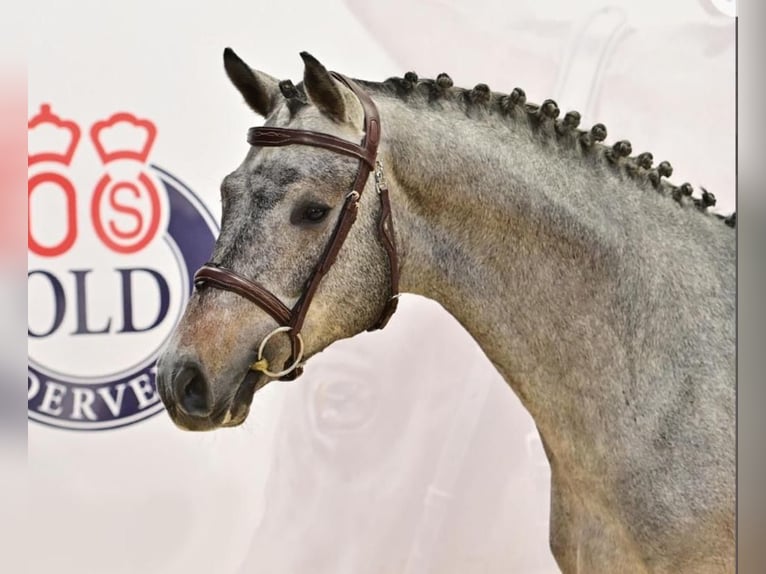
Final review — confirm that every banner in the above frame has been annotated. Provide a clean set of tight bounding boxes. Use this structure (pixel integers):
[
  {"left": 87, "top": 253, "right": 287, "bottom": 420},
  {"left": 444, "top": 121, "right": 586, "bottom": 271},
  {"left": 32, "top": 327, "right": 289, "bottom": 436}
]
[{"left": 28, "top": 2, "right": 735, "bottom": 572}]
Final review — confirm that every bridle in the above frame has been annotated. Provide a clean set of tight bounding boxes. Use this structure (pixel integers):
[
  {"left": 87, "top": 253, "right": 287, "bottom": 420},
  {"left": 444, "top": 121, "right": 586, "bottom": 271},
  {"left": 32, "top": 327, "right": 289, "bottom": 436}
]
[{"left": 193, "top": 73, "right": 399, "bottom": 381}]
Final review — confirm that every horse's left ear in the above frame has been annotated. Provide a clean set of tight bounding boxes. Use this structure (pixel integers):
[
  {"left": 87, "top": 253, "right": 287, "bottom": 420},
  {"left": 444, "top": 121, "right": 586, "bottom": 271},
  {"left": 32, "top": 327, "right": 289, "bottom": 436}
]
[{"left": 300, "top": 51, "right": 349, "bottom": 123}]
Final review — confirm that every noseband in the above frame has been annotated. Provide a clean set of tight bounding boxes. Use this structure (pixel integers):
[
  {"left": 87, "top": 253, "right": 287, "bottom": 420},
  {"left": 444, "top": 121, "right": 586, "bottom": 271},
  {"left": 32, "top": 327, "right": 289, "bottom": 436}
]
[{"left": 193, "top": 73, "right": 399, "bottom": 381}]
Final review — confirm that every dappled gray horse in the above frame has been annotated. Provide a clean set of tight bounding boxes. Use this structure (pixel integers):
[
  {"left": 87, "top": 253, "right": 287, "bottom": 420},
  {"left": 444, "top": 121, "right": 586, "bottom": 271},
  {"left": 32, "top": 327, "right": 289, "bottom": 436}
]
[{"left": 157, "top": 49, "right": 735, "bottom": 573}]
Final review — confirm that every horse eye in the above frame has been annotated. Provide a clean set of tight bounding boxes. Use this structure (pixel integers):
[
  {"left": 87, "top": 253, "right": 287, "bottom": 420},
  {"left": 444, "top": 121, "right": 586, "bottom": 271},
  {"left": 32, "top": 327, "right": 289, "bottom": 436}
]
[{"left": 302, "top": 204, "right": 329, "bottom": 223}]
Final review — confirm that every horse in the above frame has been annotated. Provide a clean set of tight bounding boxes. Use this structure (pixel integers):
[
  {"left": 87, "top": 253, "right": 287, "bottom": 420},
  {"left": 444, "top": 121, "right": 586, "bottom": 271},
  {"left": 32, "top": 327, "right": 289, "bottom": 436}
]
[{"left": 156, "top": 49, "right": 735, "bottom": 573}]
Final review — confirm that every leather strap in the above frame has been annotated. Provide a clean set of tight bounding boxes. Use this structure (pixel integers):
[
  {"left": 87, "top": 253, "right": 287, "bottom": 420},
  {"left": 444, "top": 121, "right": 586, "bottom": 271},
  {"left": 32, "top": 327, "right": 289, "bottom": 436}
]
[
  {"left": 193, "top": 265, "right": 291, "bottom": 326},
  {"left": 369, "top": 178, "right": 399, "bottom": 330},
  {"left": 288, "top": 191, "right": 360, "bottom": 336},
  {"left": 248, "top": 128, "right": 376, "bottom": 168}
]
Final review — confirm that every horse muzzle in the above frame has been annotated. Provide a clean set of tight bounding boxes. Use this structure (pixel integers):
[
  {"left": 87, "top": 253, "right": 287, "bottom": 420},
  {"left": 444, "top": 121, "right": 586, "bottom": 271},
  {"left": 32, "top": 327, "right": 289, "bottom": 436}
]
[{"left": 156, "top": 351, "right": 264, "bottom": 431}]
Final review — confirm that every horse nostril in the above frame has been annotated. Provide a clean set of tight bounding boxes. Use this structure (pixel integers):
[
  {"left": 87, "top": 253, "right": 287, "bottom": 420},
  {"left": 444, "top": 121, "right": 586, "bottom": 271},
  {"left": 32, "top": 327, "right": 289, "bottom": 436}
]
[{"left": 173, "top": 364, "right": 212, "bottom": 417}]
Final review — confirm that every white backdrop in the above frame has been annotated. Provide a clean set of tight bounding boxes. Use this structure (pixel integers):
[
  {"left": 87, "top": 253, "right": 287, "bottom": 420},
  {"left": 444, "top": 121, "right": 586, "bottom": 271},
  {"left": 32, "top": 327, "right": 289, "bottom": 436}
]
[{"left": 28, "top": 1, "right": 735, "bottom": 573}]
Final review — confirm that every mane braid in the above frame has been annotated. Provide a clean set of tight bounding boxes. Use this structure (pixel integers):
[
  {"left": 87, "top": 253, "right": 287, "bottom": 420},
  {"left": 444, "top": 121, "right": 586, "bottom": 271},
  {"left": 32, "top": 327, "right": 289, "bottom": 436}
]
[{"left": 357, "top": 74, "right": 735, "bottom": 228}]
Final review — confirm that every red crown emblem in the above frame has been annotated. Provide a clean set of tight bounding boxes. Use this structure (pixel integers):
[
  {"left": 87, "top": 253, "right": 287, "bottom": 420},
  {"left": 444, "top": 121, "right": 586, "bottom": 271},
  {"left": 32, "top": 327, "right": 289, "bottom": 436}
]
[
  {"left": 28, "top": 104, "right": 81, "bottom": 166},
  {"left": 90, "top": 112, "right": 157, "bottom": 163}
]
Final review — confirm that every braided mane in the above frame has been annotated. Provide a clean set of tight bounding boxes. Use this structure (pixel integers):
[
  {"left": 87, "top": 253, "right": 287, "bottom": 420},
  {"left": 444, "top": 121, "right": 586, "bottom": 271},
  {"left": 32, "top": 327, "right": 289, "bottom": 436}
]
[{"left": 278, "top": 72, "right": 735, "bottom": 228}]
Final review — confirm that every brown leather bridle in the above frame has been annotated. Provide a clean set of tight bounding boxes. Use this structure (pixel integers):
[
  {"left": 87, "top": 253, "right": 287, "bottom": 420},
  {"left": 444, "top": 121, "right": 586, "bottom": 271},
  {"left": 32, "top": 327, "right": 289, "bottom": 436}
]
[{"left": 193, "top": 72, "right": 399, "bottom": 381}]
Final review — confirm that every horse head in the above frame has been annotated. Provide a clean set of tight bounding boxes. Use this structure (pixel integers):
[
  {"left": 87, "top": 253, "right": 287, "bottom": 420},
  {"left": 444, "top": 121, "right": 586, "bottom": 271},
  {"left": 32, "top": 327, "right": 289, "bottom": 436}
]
[{"left": 156, "top": 49, "right": 397, "bottom": 431}]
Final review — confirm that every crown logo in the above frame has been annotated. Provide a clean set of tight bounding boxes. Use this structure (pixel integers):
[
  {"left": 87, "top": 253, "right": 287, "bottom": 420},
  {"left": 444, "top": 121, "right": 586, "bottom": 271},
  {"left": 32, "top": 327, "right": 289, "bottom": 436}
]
[
  {"left": 90, "top": 112, "right": 157, "bottom": 163},
  {"left": 28, "top": 104, "right": 81, "bottom": 166}
]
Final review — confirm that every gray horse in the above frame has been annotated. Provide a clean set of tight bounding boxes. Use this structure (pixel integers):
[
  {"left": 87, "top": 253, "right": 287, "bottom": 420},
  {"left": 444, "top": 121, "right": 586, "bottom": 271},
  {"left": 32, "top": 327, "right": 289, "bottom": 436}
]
[{"left": 157, "top": 49, "right": 735, "bottom": 573}]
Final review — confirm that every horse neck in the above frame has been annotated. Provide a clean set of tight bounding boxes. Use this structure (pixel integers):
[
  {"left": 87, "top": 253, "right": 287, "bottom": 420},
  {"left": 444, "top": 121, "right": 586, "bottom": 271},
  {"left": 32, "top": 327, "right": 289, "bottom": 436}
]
[{"left": 377, "top": 95, "right": 734, "bottom": 457}]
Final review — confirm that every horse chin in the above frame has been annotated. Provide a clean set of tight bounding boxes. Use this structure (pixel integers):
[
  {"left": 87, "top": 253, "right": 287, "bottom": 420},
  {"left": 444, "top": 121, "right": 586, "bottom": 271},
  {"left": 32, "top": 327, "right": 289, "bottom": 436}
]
[
  {"left": 221, "top": 407, "right": 249, "bottom": 428},
  {"left": 220, "top": 393, "right": 251, "bottom": 428},
  {"left": 220, "top": 370, "right": 267, "bottom": 428}
]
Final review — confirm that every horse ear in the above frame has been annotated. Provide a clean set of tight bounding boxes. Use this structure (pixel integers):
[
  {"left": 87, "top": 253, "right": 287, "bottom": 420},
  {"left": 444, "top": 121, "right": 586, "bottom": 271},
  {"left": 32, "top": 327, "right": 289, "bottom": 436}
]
[
  {"left": 300, "top": 51, "right": 347, "bottom": 123},
  {"left": 223, "top": 47, "right": 280, "bottom": 117}
]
